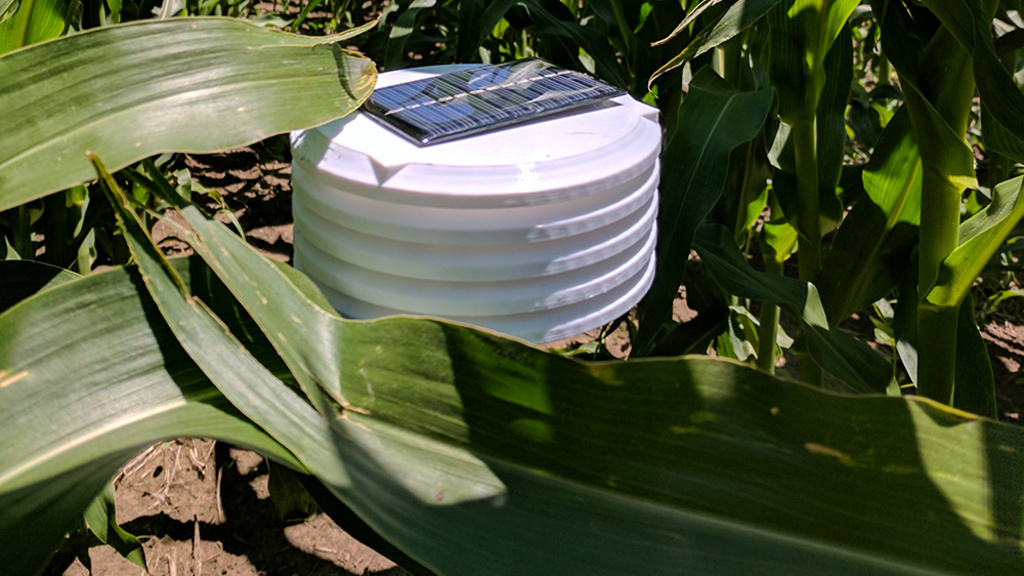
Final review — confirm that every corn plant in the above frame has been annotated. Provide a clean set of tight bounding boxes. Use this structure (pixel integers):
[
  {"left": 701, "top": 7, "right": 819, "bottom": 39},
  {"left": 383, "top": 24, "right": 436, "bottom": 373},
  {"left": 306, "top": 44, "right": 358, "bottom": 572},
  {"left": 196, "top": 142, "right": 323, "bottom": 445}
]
[
  {"left": 630, "top": 0, "right": 1024, "bottom": 415},
  {"left": 2, "top": 4, "right": 1024, "bottom": 576}
]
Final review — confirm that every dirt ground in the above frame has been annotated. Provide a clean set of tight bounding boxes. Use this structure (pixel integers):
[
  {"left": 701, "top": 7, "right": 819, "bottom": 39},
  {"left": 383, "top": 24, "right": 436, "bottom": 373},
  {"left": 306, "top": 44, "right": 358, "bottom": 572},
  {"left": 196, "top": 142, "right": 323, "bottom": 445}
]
[{"left": 45, "top": 143, "right": 1024, "bottom": 576}]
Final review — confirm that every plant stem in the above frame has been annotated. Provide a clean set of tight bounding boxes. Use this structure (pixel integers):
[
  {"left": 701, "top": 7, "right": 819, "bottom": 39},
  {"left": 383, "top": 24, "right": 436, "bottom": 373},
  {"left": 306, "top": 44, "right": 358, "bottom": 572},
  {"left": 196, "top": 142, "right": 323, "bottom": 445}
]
[
  {"left": 12, "top": 205, "right": 33, "bottom": 260},
  {"left": 904, "top": 22, "right": 981, "bottom": 404},
  {"left": 756, "top": 257, "right": 783, "bottom": 373},
  {"left": 609, "top": 0, "right": 637, "bottom": 92},
  {"left": 792, "top": 117, "right": 821, "bottom": 283},
  {"left": 915, "top": 169, "right": 963, "bottom": 404}
]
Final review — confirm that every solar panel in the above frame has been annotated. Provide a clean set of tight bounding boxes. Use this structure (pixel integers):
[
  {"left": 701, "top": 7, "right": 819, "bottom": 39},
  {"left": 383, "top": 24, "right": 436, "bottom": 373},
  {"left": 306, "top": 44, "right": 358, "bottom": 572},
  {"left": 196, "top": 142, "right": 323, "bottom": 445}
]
[{"left": 361, "top": 59, "right": 627, "bottom": 146}]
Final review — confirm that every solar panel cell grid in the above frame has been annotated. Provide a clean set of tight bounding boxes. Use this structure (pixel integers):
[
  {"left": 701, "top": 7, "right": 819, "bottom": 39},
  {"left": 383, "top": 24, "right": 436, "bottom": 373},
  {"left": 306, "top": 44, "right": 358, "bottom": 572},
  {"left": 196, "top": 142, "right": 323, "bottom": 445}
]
[{"left": 362, "top": 59, "right": 626, "bottom": 145}]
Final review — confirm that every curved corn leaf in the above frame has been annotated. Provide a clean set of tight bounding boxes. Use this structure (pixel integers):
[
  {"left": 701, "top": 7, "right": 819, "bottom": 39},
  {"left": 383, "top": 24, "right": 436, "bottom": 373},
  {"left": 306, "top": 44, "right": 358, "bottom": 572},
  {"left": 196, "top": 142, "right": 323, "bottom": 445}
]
[
  {"left": 871, "top": 0, "right": 977, "bottom": 191},
  {"left": 0, "top": 261, "right": 304, "bottom": 576},
  {"left": 0, "top": 0, "right": 72, "bottom": 55},
  {"left": 768, "top": 25, "right": 851, "bottom": 244},
  {"left": 695, "top": 224, "right": 827, "bottom": 328},
  {"left": 649, "top": 0, "right": 782, "bottom": 88},
  {"left": 385, "top": 0, "right": 436, "bottom": 69},
  {"left": 92, "top": 154, "right": 1024, "bottom": 575},
  {"left": 4, "top": 224, "right": 1024, "bottom": 576},
  {"left": 953, "top": 293, "right": 997, "bottom": 418},
  {"left": 83, "top": 482, "right": 145, "bottom": 569},
  {"left": 455, "top": 0, "right": 485, "bottom": 62},
  {"left": 635, "top": 66, "right": 773, "bottom": 353},
  {"left": 892, "top": 280, "right": 998, "bottom": 418},
  {"left": 476, "top": 0, "right": 627, "bottom": 87},
  {"left": 918, "top": 0, "right": 1024, "bottom": 163},
  {"left": 651, "top": 0, "right": 729, "bottom": 47},
  {"left": 0, "top": 0, "right": 17, "bottom": 24},
  {"left": 925, "top": 176, "right": 1024, "bottom": 309},
  {"left": 766, "top": 0, "right": 858, "bottom": 122},
  {"left": 817, "top": 108, "right": 921, "bottom": 321},
  {"left": 0, "top": 17, "right": 376, "bottom": 213},
  {"left": 693, "top": 223, "right": 891, "bottom": 393}
]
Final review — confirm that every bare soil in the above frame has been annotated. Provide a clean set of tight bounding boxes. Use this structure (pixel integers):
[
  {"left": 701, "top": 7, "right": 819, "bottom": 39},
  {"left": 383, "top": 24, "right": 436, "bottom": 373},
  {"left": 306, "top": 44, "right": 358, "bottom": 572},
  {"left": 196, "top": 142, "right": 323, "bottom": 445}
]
[{"left": 48, "top": 143, "right": 1024, "bottom": 575}]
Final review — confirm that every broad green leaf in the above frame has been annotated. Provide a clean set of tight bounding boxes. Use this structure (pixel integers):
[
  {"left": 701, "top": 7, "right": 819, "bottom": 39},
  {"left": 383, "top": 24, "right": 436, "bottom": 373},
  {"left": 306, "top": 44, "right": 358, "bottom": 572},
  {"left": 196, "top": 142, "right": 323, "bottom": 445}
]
[
  {"left": 872, "top": 0, "right": 976, "bottom": 191},
  {"left": 0, "top": 0, "right": 72, "bottom": 55},
  {"left": 815, "top": 24, "right": 851, "bottom": 221},
  {"left": 105, "top": 0, "right": 121, "bottom": 23},
  {"left": 4, "top": 247, "right": 1024, "bottom": 574},
  {"left": 635, "top": 67, "right": 772, "bottom": 353},
  {"left": 767, "top": 0, "right": 857, "bottom": 122},
  {"left": 91, "top": 153, "right": 347, "bottom": 484},
  {"left": 925, "top": 176, "right": 1024, "bottom": 309},
  {"left": 761, "top": 215, "right": 798, "bottom": 262},
  {"left": 952, "top": 293, "right": 997, "bottom": 418},
  {"left": 920, "top": 0, "right": 1024, "bottom": 163},
  {"left": 0, "top": 262, "right": 303, "bottom": 576},
  {"left": 456, "top": 0, "right": 486, "bottom": 62},
  {"left": 649, "top": 0, "right": 783, "bottom": 87},
  {"left": 859, "top": 110, "right": 922, "bottom": 224},
  {"left": 385, "top": 0, "right": 436, "bottom": 69},
  {"left": 475, "top": 0, "right": 627, "bottom": 87},
  {"left": 767, "top": 25, "right": 850, "bottom": 239},
  {"left": 85, "top": 157, "right": 1024, "bottom": 573},
  {"left": 83, "top": 482, "right": 145, "bottom": 569},
  {"left": 817, "top": 108, "right": 921, "bottom": 321},
  {"left": 693, "top": 223, "right": 891, "bottom": 393},
  {"left": 892, "top": 279, "right": 997, "bottom": 418},
  {"left": 650, "top": 0, "right": 730, "bottom": 47},
  {"left": 694, "top": 224, "right": 827, "bottom": 328},
  {"left": 799, "top": 325, "right": 893, "bottom": 394},
  {"left": 0, "top": 17, "right": 376, "bottom": 213},
  {"left": 0, "top": 0, "right": 18, "bottom": 24},
  {"left": 267, "top": 461, "right": 319, "bottom": 522}
]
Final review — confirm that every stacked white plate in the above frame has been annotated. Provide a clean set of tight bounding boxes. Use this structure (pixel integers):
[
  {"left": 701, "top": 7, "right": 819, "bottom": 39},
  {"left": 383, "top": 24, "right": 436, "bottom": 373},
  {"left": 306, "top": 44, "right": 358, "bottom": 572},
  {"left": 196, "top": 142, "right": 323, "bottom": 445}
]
[{"left": 291, "top": 65, "right": 662, "bottom": 343}]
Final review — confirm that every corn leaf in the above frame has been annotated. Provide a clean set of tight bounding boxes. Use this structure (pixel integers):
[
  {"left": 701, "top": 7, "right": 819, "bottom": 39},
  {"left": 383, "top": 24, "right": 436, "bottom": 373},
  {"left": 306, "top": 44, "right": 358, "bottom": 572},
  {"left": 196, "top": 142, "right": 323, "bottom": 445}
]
[
  {"left": 82, "top": 482, "right": 145, "bottom": 569},
  {"left": 767, "top": 0, "right": 858, "bottom": 123},
  {"left": 385, "top": 0, "right": 436, "bottom": 69},
  {"left": 649, "top": 0, "right": 783, "bottom": 87},
  {"left": 0, "top": 17, "right": 376, "bottom": 213},
  {"left": 635, "top": 66, "right": 773, "bottom": 353},
  {"left": 816, "top": 109, "right": 921, "bottom": 321},
  {"left": 4, "top": 236, "right": 1024, "bottom": 575},
  {"left": 953, "top": 294, "right": 997, "bottom": 418},
  {"left": 925, "top": 176, "right": 1024, "bottom": 309},
  {"left": 69, "top": 165, "right": 1024, "bottom": 574},
  {"left": 651, "top": 0, "right": 732, "bottom": 47},
  {"left": 693, "top": 223, "right": 891, "bottom": 393},
  {"left": 919, "top": 0, "right": 1024, "bottom": 163},
  {"left": 0, "top": 262, "right": 304, "bottom": 576},
  {"left": 476, "top": 0, "right": 627, "bottom": 87},
  {"left": 0, "top": 0, "right": 17, "bottom": 24},
  {"left": 0, "top": 0, "right": 72, "bottom": 55}
]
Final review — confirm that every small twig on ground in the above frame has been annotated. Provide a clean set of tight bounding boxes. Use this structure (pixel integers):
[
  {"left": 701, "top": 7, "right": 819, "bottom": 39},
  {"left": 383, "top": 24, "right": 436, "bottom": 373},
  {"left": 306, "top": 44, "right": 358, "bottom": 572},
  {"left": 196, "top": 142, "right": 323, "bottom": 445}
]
[
  {"left": 117, "top": 445, "right": 161, "bottom": 485},
  {"left": 215, "top": 466, "right": 226, "bottom": 524},
  {"left": 186, "top": 440, "right": 206, "bottom": 478},
  {"left": 193, "top": 519, "right": 202, "bottom": 576},
  {"left": 162, "top": 443, "right": 182, "bottom": 497},
  {"left": 203, "top": 440, "right": 216, "bottom": 465}
]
